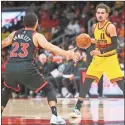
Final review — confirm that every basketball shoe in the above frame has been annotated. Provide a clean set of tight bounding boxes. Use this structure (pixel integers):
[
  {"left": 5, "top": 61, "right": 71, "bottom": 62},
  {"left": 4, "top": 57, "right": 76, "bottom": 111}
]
[
  {"left": 69, "top": 108, "right": 81, "bottom": 118},
  {"left": 50, "top": 114, "right": 66, "bottom": 124}
]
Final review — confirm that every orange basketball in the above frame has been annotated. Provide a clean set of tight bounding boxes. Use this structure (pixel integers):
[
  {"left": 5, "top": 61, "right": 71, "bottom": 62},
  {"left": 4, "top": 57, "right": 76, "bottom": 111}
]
[{"left": 76, "top": 33, "right": 91, "bottom": 49}]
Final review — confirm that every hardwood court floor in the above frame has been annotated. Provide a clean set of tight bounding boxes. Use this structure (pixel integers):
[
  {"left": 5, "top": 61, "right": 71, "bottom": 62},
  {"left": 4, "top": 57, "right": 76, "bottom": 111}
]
[{"left": 2, "top": 98, "right": 124, "bottom": 125}]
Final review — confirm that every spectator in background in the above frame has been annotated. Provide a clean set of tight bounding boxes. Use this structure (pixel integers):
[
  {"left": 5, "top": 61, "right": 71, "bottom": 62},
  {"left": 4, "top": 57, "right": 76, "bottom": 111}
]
[
  {"left": 36, "top": 53, "right": 58, "bottom": 91},
  {"left": 36, "top": 53, "right": 47, "bottom": 73},
  {"left": 29, "top": 53, "right": 48, "bottom": 97},
  {"left": 55, "top": 58, "right": 66, "bottom": 98},
  {"left": 51, "top": 25, "right": 62, "bottom": 39},
  {"left": 65, "top": 19, "right": 80, "bottom": 37},
  {"left": 110, "top": 10, "right": 120, "bottom": 25},
  {"left": 2, "top": 27, "right": 10, "bottom": 40},
  {"left": 16, "top": 16, "right": 24, "bottom": 29},
  {"left": 58, "top": 12, "right": 69, "bottom": 31},
  {"left": 61, "top": 60, "right": 74, "bottom": 98},
  {"left": 118, "top": 24, "right": 124, "bottom": 45},
  {"left": 44, "top": 54, "right": 59, "bottom": 90},
  {"left": 61, "top": 54, "right": 86, "bottom": 98},
  {"left": 72, "top": 50, "right": 87, "bottom": 98},
  {"left": 64, "top": 6, "right": 75, "bottom": 21}
]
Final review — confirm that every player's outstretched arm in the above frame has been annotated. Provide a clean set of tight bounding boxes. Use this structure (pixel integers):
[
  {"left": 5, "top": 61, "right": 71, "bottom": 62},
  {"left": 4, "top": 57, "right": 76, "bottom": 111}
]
[
  {"left": 2, "top": 31, "right": 16, "bottom": 49},
  {"left": 35, "top": 33, "right": 80, "bottom": 61}
]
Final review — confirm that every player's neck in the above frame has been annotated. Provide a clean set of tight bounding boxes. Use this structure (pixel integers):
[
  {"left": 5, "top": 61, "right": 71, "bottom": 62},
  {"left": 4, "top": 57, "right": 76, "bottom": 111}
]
[
  {"left": 24, "top": 27, "right": 35, "bottom": 31},
  {"left": 98, "top": 20, "right": 108, "bottom": 28}
]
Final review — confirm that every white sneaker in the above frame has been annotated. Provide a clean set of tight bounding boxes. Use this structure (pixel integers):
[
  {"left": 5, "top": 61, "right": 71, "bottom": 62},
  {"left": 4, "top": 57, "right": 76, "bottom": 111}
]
[
  {"left": 50, "top": 114, "right": 66, "bottom": 124},
  {"left": 74, "top": 92, "right": 79, "bottom": 98},
  {"left": 69, "top": 108, "right": 81, "bottom": 118}
]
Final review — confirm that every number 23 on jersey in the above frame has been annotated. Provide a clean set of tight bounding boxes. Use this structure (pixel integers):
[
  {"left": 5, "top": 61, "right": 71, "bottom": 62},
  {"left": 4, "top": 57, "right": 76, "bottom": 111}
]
[{"left": 10, "top": 42, "right": 29, "bottom": 58}]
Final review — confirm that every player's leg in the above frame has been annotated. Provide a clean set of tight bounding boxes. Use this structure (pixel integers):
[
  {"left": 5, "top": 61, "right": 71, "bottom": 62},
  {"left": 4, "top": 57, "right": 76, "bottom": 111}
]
[
  {"left": 62, "top": 77, "right": 73, "bottom": 97},
  {"left": 42, "top": 82, "right": 66, "bottom": 124},
  {"left": 19, "top": 62, "right": 66, "bottom": 124},
  {"left": 42, "top": 82, "right": 57, "bottom": 115},
  {"left": 105, "top": 54, "right": 124, "bottom": 95},
  {"left": 1, "top": 87, "right": 11, "bottom": 113},
  {"left": 70, "top": 56, "right": 103, "bottom": 118},
  {"left": 98, "top": 75, "right": 104, "bottom": 97},
  {"left": 1, "top": 63, "right": 20, "bottom": 113},
  {"left": 69, "top": 78, "right": 96, "bottom": 118},
  {"left": 1, "top": 82, "right": 20, "bottom": 113}
]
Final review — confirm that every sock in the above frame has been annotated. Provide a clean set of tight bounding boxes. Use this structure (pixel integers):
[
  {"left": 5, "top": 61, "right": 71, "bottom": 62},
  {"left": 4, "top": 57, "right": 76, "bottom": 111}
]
[
  {"left": 75, "top": 100, "right": 83, "bottom": 110},
  {"left": 51, "top": 106, "right": 57, "bottom": 116}
]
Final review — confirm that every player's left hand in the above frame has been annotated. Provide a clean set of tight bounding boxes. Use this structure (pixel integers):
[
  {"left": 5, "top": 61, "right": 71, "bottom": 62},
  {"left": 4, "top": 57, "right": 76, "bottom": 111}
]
[
  {"left": 91, "top": 38, "right": 97, "bottom": 44},
  {"left": 90, "top": 50, "right": 101, "bottom": 56}
]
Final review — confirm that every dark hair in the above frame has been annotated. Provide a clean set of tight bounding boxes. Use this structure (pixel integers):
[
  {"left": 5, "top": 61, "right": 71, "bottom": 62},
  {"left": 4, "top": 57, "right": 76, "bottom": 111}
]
[
  {"left": 23, "top": 13, "right": 38, "bottom": 27},
  {"left": 96, "top": 3, "right": 110, "bottom": 13}
]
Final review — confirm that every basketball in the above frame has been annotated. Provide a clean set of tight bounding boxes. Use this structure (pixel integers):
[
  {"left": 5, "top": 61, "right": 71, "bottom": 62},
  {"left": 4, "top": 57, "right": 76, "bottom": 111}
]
[{"left": 76, "top": 33, "right": 91, "bottom": 49}]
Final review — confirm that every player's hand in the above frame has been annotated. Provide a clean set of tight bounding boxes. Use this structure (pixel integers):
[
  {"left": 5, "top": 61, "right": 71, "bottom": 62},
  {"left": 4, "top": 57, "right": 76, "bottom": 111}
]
[
  {"left": 67, "top": 50, "right": 80, "bottom": 62},
  {"left": 69, "top": 74, "right": 74, "bottom": 80},
  {"left": 73, "top": 52, "right": 81, "bottom": 63},
  {"left": 91, "top": 38, "right": 97, "bottom": 44},
  {"left": 90, "top": 50, "right": 101, "bottom": 56}
]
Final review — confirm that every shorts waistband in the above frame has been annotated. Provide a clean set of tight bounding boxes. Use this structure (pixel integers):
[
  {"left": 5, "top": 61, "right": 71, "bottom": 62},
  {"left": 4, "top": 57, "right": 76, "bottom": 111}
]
[{"left": 97, "top": 52, "right": 116, "bottom": 57}]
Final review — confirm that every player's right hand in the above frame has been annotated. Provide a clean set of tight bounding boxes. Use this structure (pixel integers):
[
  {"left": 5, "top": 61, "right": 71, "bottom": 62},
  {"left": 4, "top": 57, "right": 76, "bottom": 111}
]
[{"left": 67, "top": 50, "right": 80, "bottom": 63}]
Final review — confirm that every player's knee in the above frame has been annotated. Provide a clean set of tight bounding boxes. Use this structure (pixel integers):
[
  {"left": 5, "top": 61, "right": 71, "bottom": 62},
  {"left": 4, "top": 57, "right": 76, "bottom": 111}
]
[{"left": 43, "top": 82, "right": 54, "bottom": 92}]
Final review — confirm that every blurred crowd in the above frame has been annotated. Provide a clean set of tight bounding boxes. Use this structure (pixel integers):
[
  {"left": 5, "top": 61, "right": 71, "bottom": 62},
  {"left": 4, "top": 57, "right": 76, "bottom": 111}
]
[{"left": 1, "top": 1, "right": 124, "bottom": 98}]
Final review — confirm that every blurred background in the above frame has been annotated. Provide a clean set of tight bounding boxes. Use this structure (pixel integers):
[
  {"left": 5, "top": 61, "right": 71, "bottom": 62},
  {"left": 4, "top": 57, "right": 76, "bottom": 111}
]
[{"left": 1, "top": 1, "right": 124, "bottom": 99}]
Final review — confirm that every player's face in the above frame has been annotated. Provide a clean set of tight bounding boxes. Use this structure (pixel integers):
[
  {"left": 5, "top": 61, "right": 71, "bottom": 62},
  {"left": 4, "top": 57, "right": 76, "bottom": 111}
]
[{"left": 96, "top": 8, "right": 108, "bottom": 22}]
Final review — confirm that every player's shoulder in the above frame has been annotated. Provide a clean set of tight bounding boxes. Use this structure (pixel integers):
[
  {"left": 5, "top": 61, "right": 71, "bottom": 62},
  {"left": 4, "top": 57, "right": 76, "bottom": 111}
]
[
  {"left": 9, "top": 30, "right": 17, "bottom": 38},
  {"left": 107, "top": 23, "right": 116, "bottom": 28},
  {"left": 34, "top": 32, "right": 43, "bottom": 37},
  {"left": 33, "top": 32, "right": 45, "bottom": 40},
  {"left": 92, "top": 23, "right": 98, "bottom": 32},
  {"left": 92, "top": 23, "right": 97, "bottom": 29},
  {"left": 107, "top": 23, "right": 116, "bottom": 31}
]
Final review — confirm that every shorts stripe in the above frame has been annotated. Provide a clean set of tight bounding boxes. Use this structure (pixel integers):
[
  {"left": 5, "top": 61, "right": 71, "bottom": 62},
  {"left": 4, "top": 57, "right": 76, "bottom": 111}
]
[
  {"left": 34, "top": 81, "right": 48, "bottom": 93},
  {"left": 86, "top": 75, "right": 99, "bottom": 83},
  {"left": 3, "top": 82, "right": 20, "bottom": 92},
  {"left": 110, "top": 77, "right": 123, "bottom": 83},
  {"left": 97, "top": 52, "right": 116, "bottom": 57}
]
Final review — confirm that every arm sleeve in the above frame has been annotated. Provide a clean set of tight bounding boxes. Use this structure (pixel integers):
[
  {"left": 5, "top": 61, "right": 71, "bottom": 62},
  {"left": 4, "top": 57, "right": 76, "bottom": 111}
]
[
  {"left": 90, "top": 33, "right": 94, "bottom": 38},
  {"left": 100, "top": 36, "right": 118, "bottom": 54}
]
